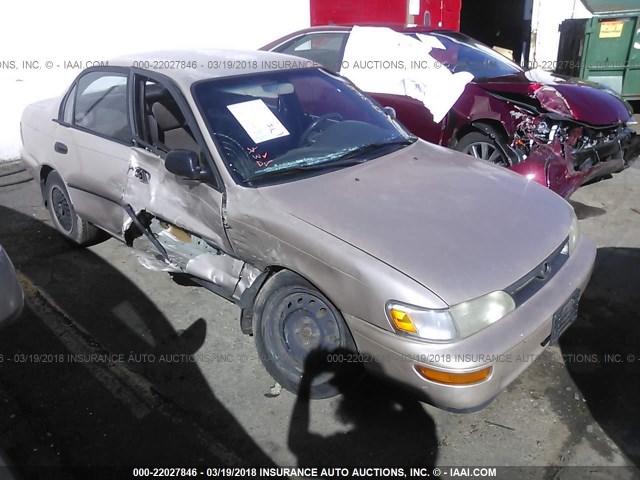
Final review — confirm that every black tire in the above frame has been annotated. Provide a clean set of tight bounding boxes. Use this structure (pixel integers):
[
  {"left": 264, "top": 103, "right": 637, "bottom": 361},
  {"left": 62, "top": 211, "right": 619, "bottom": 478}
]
[
  {"left": 253, "top": 270, "right": 357, "bottom": 398},
  {"left": 44, "top": 171, "right": 104, "bottom": 246},
  {"left": 455, "top": 130, "right": 510, "bottom": 167}
]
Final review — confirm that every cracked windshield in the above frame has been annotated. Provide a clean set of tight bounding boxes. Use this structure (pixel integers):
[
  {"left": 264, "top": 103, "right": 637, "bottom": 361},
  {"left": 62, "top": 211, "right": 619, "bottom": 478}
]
[{"left": 193, "top": 68, "right": 415, "bottom": 184}]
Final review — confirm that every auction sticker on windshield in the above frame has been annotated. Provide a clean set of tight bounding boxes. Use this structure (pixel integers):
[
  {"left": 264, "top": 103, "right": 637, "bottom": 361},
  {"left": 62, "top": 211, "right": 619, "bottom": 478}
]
[{"left": 227, "top": 99, "right": 290, "bottom": 143}]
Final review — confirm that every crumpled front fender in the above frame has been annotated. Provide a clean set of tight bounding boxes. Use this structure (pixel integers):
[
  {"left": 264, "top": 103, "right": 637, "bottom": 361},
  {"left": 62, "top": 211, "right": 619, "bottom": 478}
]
[{"left": 510, "top": 141, "right": 585, "bottom": 199}]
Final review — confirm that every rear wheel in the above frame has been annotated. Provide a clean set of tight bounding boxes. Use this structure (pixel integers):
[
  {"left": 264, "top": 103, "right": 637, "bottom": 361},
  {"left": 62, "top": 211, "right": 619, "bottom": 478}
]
[
  {"left": 456, "top": 131, "right": 510, "bottom": 167},
  {"left": 253, "top": 270, "right": 357, "bottom": 398},
  {"left": 45, "top": 172, "right": 104, "bottom": 246}
]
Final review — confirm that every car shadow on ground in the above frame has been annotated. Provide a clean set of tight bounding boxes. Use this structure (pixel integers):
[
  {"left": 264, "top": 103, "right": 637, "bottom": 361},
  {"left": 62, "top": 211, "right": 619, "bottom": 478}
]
[
  {"left": 0, "top": 205, "right": 275, "bottom": 474},
  {"left": 288, "top": 348, "right": 439, "bottom": 470},
  {"left": 560, "top": 247, "right": 640, "bottom": 465},
  {"left": 568, "top": 200, "right": 606, "bottom": 220}
]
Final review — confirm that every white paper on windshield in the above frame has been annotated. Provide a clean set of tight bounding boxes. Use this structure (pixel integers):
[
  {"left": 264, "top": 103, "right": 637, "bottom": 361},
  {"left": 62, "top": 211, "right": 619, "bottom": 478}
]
[
  {"left": 227, "top": 99, "right": 290, "bottom": 144},
  {"left": 341, "top": 26, "right": 474, "bottom": 123}
]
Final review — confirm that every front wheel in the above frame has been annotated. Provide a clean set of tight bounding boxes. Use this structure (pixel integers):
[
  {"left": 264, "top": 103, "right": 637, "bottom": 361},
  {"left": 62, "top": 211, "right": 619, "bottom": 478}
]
[
  {"left": 455, "top": 131, "right": 510, "bottom": 167},
  {"left": 44, "top": 172, "right": 104, "bottom": 246},
  {"left": 253, "top": 270, "right": 357, "bottom": 398}
]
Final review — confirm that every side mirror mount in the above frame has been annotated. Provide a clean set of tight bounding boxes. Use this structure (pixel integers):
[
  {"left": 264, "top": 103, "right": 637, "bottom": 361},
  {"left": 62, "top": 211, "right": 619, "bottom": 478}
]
[
  {"left": 165, "top": 149, "right": 202, "bottom": 180},
  {"left": 383, "top": 106, "right": 397, "bottom": 119}
]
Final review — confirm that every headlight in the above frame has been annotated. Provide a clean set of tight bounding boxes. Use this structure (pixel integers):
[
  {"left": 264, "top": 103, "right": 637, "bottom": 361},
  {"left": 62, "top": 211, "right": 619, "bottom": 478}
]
[
  {"left": 560, "top": 213, "right": 579, "bottom": 256},
  {"left": 387, "top": 290, "right": 516, "bottom": 342},
  {"left": 449, "top": 291, "right": 516, "bottom": 339},
  {"left": 568, "top": 213, "right": 579, "bottom": 255}
]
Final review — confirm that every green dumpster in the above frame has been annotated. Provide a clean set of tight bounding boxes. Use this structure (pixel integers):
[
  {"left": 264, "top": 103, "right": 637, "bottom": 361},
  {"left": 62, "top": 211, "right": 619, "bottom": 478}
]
[{"left": 580, "top": 0, "right": 640, "bottom": 100}]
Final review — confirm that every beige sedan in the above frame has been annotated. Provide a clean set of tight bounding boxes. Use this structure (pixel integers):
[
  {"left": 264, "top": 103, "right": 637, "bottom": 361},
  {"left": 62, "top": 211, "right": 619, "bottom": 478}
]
[{"left": 20, "top": 49, "right": 596, "bottom": 410}]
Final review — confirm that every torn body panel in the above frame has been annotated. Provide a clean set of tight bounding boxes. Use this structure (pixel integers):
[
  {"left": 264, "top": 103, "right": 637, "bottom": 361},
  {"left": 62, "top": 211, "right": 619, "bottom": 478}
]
[
  {"left": 121, "top": 147, "right": 261, "bottom": 302},
  {"left": 532, "top": 86, "right": 574, "bottom": 118},
  {"left": 506, "top": 104, "right": 629, "bottom": 198},
  {"left": 122, "top": 147, "right": 233, "bottom": 253},
  {"left": 124, "top": 211, "right": 262, "bottom": 303}
]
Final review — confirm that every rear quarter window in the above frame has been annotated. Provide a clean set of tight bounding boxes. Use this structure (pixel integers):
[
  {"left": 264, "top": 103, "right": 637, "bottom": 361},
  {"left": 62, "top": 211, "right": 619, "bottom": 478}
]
[
  {"left": 62, "top": 84, "right": 76, "bottom": 124},
  {"left": 276, "top": 32, "right": 348, "bottom": 71}
]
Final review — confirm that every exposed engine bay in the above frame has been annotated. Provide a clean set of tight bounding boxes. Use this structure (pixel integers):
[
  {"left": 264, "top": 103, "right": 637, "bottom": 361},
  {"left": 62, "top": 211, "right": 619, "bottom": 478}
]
[{"left": 487, "top": 86, "right": 640, "bottom": 198}]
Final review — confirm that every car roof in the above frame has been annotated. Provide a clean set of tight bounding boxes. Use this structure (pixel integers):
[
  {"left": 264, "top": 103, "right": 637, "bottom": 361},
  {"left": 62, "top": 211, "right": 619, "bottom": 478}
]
[
  {"left": 260, "top": 25, "right": 459, "bottom": 51},
  {"left": 275, "top": 24, "right": 451, "bottom": 34},
  {"left": 109, "top": 49, "right": 319, "bottom": 89}
]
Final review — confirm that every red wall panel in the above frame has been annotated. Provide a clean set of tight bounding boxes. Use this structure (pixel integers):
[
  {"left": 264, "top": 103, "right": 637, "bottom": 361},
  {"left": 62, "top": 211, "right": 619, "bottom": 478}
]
[
  {"left": 310, "top": 0, "right": 461, "bottom": 31},
  {"left": 421, "top": 0, "right": 462, "bottom": 30},
  {"left": 311, "top": 0, "right": 408, "bottom": 26}
]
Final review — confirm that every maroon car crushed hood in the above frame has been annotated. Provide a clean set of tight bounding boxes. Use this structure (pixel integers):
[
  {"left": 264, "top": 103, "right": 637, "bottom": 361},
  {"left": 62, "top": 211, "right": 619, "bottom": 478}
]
[
  {"left": 479, "top": 72, "right": 631, "bottom": 125},
  {"left": 477, "top": 69, "right": 638, "bottom": 197}
]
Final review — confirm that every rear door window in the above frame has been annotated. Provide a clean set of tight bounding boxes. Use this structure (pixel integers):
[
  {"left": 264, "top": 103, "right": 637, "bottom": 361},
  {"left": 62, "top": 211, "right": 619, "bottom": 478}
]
[
  {"left": 74, "top": 72, "right": 131, "bottom": 143},
  {"left": 276, "top": 32, "right": 348, "bottom": 71}
]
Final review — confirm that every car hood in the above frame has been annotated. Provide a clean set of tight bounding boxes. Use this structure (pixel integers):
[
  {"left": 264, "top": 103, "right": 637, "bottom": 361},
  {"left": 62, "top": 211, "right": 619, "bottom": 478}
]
[
  {"left": 475, "top": 71, "right": 632, "bottom": 126},
  {"left": 258, "top": 141, "right": 574, "bottom": 306}
]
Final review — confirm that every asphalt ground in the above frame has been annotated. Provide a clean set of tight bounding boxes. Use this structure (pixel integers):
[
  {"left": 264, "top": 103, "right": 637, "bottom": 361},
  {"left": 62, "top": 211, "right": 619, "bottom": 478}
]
[{"left": 0, "top": 158, "right": 639, "bottom": 480}]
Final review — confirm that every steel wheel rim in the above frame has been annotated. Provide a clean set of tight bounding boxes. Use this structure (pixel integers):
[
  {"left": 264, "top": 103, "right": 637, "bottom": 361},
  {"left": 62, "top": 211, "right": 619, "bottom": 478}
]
[
  {"left": 463, "top": 141, "right": 508, "bottom": 167},
  {"left": 268, "top": 289, "right": 342, "bottom": 379},
  {"left": 51, "top": 186, "right": 73, "bottom": 234}
]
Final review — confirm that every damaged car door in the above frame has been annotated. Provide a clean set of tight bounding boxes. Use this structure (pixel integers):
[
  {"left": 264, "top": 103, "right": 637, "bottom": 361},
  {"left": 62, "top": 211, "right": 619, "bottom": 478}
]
[
  {"left": 122, "top": 72, "right": 245, "bottom": 300},
  {"left": 54, "top": 68, "right": 133, "bottom": 236}
]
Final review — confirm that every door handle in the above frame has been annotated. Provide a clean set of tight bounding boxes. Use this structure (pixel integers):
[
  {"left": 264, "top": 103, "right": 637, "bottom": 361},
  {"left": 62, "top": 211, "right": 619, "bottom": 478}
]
[
  {"left": 54, "top": 142, "right": 68, "bottom": 154},
  {"left": 134, "top": 167, "right": 150, "bottom": 183}
]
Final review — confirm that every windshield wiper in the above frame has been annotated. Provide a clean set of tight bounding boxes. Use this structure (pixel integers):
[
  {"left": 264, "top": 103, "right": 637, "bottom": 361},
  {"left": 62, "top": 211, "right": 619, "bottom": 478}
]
[
  {"left": 335, "top": 137, "right": 417, "bottom": 161},
  {"left": 243, "top": 159, "right": 367, "bottom": 185},
  {"left": 243, "top": 137, "right": 417, "bottom": 185}
]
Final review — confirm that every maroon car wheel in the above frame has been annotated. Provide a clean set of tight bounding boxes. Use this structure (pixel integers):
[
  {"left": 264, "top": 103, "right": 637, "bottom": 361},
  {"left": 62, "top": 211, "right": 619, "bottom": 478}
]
[{"left": 456, "top": 131, "right": 510, "bottom": 167}]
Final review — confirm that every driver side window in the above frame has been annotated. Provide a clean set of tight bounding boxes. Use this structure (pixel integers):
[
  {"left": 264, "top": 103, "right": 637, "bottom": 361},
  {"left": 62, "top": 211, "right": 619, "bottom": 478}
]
[{"left": 134, "top": 77, "right": 201, "bottom": 156}]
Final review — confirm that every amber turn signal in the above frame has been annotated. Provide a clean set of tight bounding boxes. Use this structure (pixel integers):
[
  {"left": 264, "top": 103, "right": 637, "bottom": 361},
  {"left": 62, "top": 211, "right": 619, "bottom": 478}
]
[
  {"left": 389, "top": 308, "right": 418, "bottom": 333},
  {"left": 415, "top": 365, "right": 492, "bottom": 385}
]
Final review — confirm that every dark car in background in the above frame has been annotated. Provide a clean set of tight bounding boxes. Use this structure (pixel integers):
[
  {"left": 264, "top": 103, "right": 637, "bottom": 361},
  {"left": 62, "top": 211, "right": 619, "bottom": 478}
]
[{"left": 263, "top": 25, "right": 640, "bottom": 198}]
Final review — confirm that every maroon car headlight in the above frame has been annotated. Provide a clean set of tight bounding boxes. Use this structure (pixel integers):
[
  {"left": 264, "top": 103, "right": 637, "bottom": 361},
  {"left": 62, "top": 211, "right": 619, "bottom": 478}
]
[{"left": 387, "top": 290, "right": 516, "bottom": 342}]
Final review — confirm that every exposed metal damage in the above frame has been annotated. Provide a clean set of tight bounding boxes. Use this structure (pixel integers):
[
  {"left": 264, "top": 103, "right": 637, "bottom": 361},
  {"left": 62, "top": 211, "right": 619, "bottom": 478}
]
[
  {"left": 486, "top": 86, "right": 638, "bottom": 198},
  {"left": 335, "top": 26, "right": 640, "bottom": 199},
  {"left": 113, "top": 147, "right": 264, "bottom": 306},
  {"left": 123, "top": 208, "right": 261, "bottom": 304}
]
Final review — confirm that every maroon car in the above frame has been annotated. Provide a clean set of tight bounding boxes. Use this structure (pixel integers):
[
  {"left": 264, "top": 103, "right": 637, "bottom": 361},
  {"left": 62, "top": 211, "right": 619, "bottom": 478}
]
[{"left": 263, "top": 25, "right": 640, "bottom": 198}]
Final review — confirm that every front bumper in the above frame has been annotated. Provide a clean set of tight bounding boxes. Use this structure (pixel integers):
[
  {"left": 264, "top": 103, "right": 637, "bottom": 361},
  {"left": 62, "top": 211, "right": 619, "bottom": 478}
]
[
  {"left": 344, "top": 235, "right": 596, "bottom": 411},
  {"left": 622, "top": 131, "right": 640, "bottom": 166},
  {"left": 0, "top": 246, "right": 24, "bottom": 327},
  {"left": 510, "top": 128, "right": 638, "bottom": 199},
  {"left": 565, "top": 128, "right": 639, "bottom": 187}
]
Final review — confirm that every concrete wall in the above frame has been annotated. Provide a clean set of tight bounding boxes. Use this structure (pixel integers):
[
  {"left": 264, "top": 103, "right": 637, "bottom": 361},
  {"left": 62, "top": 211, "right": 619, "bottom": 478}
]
[
  {"left": 0, "top": 0, "right": 310, "bottom": 160},
  {"left": 530, "top": 0, "right": 592, "bottom": 67}
]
